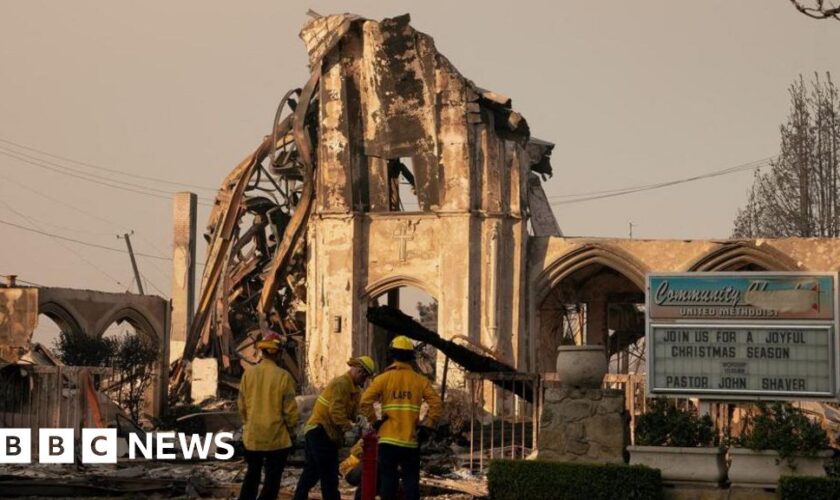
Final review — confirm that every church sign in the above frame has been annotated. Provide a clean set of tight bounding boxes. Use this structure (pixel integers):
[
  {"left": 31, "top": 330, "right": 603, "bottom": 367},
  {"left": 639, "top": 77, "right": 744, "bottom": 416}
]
[{"left": 646, "top": 272, "right": 839, "bottom": 399}]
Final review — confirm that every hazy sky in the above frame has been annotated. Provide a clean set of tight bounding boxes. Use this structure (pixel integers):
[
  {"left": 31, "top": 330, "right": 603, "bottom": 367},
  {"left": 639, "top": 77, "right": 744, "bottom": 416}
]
[{"left": 1, "top": 0, "right": 840, "bottom": 301}]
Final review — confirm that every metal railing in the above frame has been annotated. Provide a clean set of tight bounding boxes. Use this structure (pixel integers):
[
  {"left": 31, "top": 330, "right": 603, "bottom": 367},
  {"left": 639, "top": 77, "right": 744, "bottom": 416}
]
[{"left": 466, "top": 372, "right": 541, "bottom": 472}]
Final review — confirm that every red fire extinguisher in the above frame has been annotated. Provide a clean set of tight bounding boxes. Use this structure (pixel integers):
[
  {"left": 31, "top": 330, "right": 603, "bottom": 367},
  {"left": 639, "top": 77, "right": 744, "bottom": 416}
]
[{"left": 361, "top": 429, "right": 379, "bottom": 500}]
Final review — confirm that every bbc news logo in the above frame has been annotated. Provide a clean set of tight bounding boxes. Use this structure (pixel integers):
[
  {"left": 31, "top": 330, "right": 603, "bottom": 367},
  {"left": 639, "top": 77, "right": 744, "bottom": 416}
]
[{"left": 0, "top": 429, "right": 235, "bottom": 464}]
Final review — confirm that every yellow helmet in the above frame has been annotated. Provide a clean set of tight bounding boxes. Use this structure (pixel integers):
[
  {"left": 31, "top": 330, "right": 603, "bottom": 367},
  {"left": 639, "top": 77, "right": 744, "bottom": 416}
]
[
  {"left": 348, "top": 355, "right": 376, "bottom": 376},
  {"left": 256, "top": 331, "right": 283, "bottom": 352},
  {"left": 390, "top": 335, "right": 414, "bottom": 351}
]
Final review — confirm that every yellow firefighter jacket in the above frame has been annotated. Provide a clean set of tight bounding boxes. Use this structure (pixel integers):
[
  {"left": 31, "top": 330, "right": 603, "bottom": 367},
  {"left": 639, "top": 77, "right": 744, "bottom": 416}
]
[
  {"left": 237, "top": 357, "right": 299, "bottom": 451},
  {"left": 303, "top": 372, "right": 360, "bottom": 444},
  {"left": 359, "top": 361, "right": 443, "bottom": 448},
  {"left": 339, "top": 439, "right": 364, "bottom": 477}
]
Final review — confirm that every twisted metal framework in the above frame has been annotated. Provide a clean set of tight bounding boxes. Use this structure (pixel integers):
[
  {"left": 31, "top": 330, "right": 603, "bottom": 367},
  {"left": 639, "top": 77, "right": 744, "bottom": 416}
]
[{"left": 171, "top": 69, "right": 322, "bottom": 397}]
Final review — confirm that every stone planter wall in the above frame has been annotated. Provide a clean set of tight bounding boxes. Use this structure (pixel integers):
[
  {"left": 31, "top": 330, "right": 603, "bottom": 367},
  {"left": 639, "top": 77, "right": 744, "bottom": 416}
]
[
  {"left": 628, "top": 445, "right": 727, "bottom": 484},
  {"left": 537, "top": 386, "right": 626, "bottom": 463},
  {"left": 729, "top": 448, "right": 831, "bottom": 488}
]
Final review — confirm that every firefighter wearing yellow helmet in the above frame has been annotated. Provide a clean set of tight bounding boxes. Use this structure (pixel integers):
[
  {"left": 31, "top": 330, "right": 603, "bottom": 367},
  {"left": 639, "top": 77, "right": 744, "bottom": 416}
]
[
  {"left": 293, "top": 355, "right": 376, "bottom": 500},
  {"left": 360, "top": 335, "right": 443, "bottom": 500},
  {"left": 237, "top": 331, "right": 299, "bottom": 500}
]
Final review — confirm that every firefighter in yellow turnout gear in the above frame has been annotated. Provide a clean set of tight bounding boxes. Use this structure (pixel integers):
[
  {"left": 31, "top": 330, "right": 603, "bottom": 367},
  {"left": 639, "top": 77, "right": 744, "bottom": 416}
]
[
  {"left": 339, "top": 439, "right": 364, "bottom": 500},
  {"left": 360, "top": 336, "right": 443, "bottom": 500},
  {"left": 293, "top": 356, "right": 375, "bottom": 500},
  {"left": 237, "top": 332, "right": 299, "bottom": 500}
]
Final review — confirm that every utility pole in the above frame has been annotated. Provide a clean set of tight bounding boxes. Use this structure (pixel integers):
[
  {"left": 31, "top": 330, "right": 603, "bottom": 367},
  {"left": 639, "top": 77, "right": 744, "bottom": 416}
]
[
  {"left": 118, "top": 232, "right": 144, "bottom": 295},
  {"left": 629, "top": 221, "right": 634, "bottom": 239}
]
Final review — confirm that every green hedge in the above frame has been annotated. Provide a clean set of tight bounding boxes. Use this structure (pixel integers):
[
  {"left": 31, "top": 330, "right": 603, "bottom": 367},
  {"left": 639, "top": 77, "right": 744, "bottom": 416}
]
[
  {"left": 487, "top": 459, "right": 663, "bottom": 500},
  {"left": 778, "top": 476, "right": 840, "bottom": 500}
]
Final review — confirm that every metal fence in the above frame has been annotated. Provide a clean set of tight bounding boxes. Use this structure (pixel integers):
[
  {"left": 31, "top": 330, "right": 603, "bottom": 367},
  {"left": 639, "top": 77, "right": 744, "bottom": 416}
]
[
  {"left": 466, "top": 372, "right": 542, "bottom": 472},
  {"left": 0, "top": 365, "right": 114, "bottom": 455},
  {"left": 462, "top": 371, "right": 732, "bottom": 470}
]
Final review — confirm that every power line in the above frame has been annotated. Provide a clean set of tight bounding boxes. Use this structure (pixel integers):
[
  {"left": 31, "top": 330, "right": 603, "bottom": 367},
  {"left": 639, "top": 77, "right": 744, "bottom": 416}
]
[
  {"left": 0, "top": 162, "right": 206, "bottom": 292},
  {"left": 1, "top": 207, "right": 112, "bottom": 237},
  {"left": 0, "top": 171, "right": 139, "bottom": 230},
  {"left": 0, "top": 171, "right": 176, "bottom": 289},
  {"left": 0, "top": 137, "right": 218, "bottom": 192},
  {"left": 0, "top": 200, "right": 128, "bottom": 288},
  {"left": 0, "top": 174, "right": 118, "bottom": 237},
  {"left": 548, "top": 156, "right": 774, "bottom": 205},
  {"left": 0, "top": 149, "right": 214, "bottom": 207},
  {"left": 0, "top": 275, "right": 44, "bottom": 287},
  {"left": 141, "top": 272, "right": 168, "bottom": 298},
  {"left": 0, "top": 147, "right": 180, "bottom": 196},
  {"left": 547, "top": 156, "right": 771, "bottom": 200},
  {"left": 0, "top": 214, "right": 205, "bottom": 271},
  {"left": 1, "top": 149, "right": 178, "bottom": 200},
  {"left": 0, "top": 216, "right": 171, "bottom": 261},
  {"left": 0, "top": 141, "right": 220, "bottom": 282},
  {"left": 133, "top": 240, "right": 173, "bottom": 291}
]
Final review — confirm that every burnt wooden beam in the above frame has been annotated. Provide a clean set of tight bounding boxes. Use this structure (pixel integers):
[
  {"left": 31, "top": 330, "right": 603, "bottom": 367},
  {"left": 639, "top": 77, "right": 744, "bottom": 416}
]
[{"left": 366, "top": 305, "right": 534, "bottom": 401}]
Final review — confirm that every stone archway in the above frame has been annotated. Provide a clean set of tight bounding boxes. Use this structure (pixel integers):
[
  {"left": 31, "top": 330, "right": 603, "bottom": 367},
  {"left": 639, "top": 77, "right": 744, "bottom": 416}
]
[
  {"left": 687, "top": 241, "right": 798, "bottom": 272},
  {"left": 361, "top": 275, "right": 439, "bottom": 377},
  {"left": 96, "top": 307, "right": 161, "bottom": 343},
  {"left": 36, "top": 287, "right": 169, "bottom": 416},
  {"left": 534, "top": 243, "right": 646, "bottom": 301},
  {"left": 533, "top": 244, "right": 648, "bottom": 374},
  {"left": 96, "top": 307, "right": 166, "bottom": 419},
  {"left": 38, "top": 301, "right": 85, "bottom": 341}
]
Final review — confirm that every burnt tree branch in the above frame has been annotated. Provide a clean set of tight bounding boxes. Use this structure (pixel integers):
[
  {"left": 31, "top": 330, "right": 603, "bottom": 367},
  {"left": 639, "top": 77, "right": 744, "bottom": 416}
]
[{"left": 790, "top": 0, "right": 840, "bottom": 20}]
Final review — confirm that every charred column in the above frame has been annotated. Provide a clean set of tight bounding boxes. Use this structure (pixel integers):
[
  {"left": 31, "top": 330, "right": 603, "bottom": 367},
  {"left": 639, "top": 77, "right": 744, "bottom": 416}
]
[{"left": 170, "top": 192, "right": 197, "bottom": 364}]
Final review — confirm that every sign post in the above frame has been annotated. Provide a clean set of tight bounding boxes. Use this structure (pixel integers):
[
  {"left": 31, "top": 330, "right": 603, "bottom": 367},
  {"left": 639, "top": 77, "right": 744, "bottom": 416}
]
[{"left": 646, "top": 272, "right": 839, "bottom": 400}]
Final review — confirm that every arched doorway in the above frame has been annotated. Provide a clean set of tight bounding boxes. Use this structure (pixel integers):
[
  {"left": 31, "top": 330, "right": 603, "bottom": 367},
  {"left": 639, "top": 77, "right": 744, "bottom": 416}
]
[
  {"left": 535, "top": 245, "right": 647, "bottom": 375},
  {"left": 364, "top": 281, "right": 438, "bottom": 379}
]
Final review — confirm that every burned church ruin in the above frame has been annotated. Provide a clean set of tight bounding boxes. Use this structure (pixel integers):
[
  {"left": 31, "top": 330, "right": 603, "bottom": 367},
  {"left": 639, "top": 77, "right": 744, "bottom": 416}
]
[
  {"left": 170, "top": 13, "right": 557, "bottom": 393},
  {"left": 164, "top": 12, "right": 840, "bottom": 403}
]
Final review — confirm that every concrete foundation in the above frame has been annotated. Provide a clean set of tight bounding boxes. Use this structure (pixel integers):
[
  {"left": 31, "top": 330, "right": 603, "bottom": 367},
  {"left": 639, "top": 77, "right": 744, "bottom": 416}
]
[{"left": 191, "top": 357, "right": 218, "bottom": 404}]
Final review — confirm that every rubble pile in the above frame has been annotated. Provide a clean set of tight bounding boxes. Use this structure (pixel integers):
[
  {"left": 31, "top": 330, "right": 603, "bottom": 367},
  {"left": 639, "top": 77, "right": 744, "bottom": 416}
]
[{"left": 0, "top": 459, "right": 487, "bottom": 499}]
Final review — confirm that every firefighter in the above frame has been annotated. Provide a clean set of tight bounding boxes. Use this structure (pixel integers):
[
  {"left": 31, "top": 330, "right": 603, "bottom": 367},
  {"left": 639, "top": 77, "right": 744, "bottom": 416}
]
[
  {"left": 360, "top": 335, "right": 443, "bottom": 500},
  {"left": 237, "top": 331, "right": 299, "bottom": 500},
  {"left": 339, "top": 439, "right": 364, "bottom": 500},
  {"left": 292, "top": 356, "right": 376, "bottom": 500}
]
